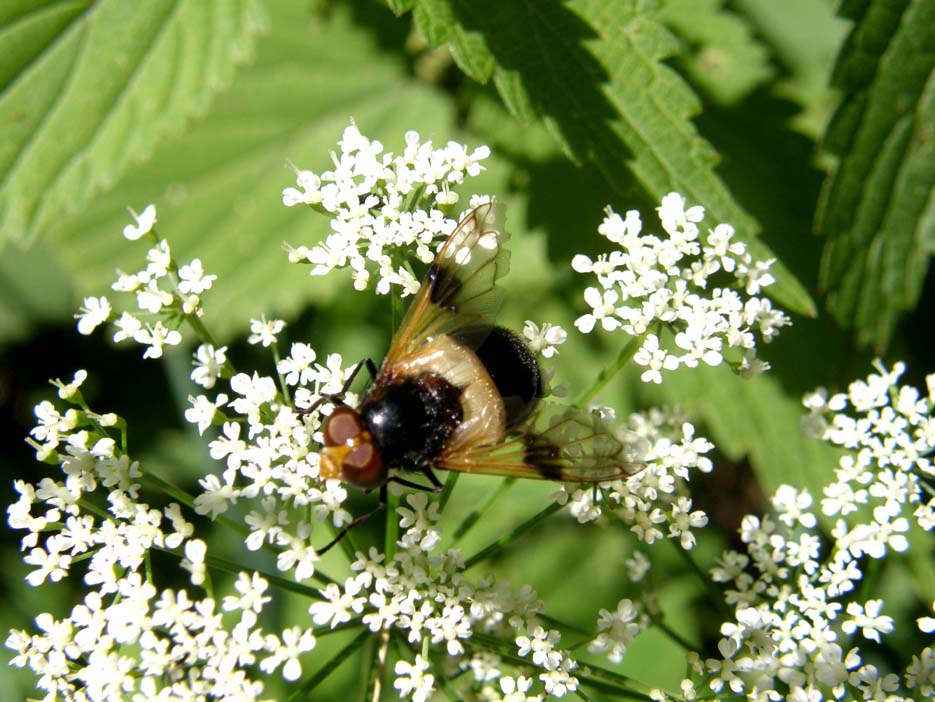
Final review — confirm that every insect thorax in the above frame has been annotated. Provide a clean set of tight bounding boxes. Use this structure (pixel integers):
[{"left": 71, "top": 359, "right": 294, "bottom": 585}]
[{"left": 359, "top": 374, "right": 463, "bottom": 468}]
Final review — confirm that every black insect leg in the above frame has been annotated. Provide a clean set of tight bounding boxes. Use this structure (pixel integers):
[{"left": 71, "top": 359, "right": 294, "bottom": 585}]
[
  {"left": 384, "top": 467, "right": 444, "bottom": 494},
  {"left": 315, "top": 483, "right": 387, "bottom": 555},
  {"left": 298, "top": 358, "right": 377, "bottom": 415},
  {"left": 420, "top": 467, "right": 445, "bottom": 494}
]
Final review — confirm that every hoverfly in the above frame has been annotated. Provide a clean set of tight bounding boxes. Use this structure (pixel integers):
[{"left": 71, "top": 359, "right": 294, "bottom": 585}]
[{"left": 313, "top": 202, "right": 640, "bottom": 553}]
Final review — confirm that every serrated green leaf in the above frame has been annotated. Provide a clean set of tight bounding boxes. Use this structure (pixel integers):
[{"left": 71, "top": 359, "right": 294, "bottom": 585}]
[
  {"left": 0, "top": 0, "right": 268, "bottom": 245},
  {"left": 401, "top": 0, "right": 816, "bottom": 318},
  {"left": 42, "top": 0, "right": 457, "bottom": 342},
  {"left": 816, "top": 0, "right": 935, "bottom": 351},
  {"left": 658, "top": 0, "right": 774, "bottom": 106},
  {"left": 735, "top": 0, "right": 850, "bottom": 138}
]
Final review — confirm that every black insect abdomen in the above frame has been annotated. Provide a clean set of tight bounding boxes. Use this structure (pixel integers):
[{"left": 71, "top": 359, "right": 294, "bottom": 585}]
[
  {"left": 462, "top": 327, "right": 541, "bottom": 428},
  {"left": 359, "top": 375, "right": 463, "bottom": 468}
]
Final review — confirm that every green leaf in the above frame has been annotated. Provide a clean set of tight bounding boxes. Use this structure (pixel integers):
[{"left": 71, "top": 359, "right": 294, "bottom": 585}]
[
  {"left": 0, "top": 0, "right": 268, "bottom": 245},
  {"left": 658, "top": 0, "right": 774, "bottom": 106},
  {"left": 0, "top": 241, "right": 74, "bottom": 345},
  {"left": 734, "top": 0, "right": 850, "bottom": 138},
  {"left": 648, "top": 365, "right": 841, "bottom": 518},
  {"left": 816, "top": 0, "right": 935, "bottom": 351},
  {"left": 399, "top": 0, "right": 816, "bottom": 317},
  {"left": 42, "top": 0, "right": 458, "bottom": 342}
]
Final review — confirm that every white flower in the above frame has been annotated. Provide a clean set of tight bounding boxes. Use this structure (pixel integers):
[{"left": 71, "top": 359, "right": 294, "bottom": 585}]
[
  {"left": 920, "top": 601, "right": 935, "bottom": 633},
  {"left": 123, "top": 204, "right": 156, "bottom": 240},
  {"left": 191, "top": 344, "right": 227, "bottom": 389},
  {"left": 248, "top": 316, "right": 285, "bottom": 347},
  {"left": 308, "top": 580, "right": 365, "bottom": 628},
  {"left": 184, "top": 393, "right": 228, "bottom": 435},
  {"left": 574, "top": 287, "right": 621, "bottom": 333},
  {"left": 56, "top": 370, "right": 88, "bottom": 400},
  {"left": 75, "top": 297, "right": 112, "bottom": 335},
  {"left": 773, "top": 485, "right": 818, "bottom": 529},
  {"left": 523, "top": 321, "right": 567, "bottom": 358},
  {"left": 133, "top": 321, "right": 182, "bottom": 359},
  {"left": 177, "top": 258, "right": 217, "bottom": 295},
  {"left": 842, "top": 600, "right": 894, "bottom": 643},
  {"left": 588, "top": 599, "right": 647, "bottom": 663},
  {"left": 633, "top": 334, "right": 679, "bottom": 384},
  {"left": 394, "top": 655, "right": 435, "bottom": 702},
  {"left": 180, "top": 539, "right": 207, "bottom": 585},
  {"left": 222, "top": 572, "right": 271, "bottom": 614},
  {"left": 112, "top": 311, "right": 143, "bottom": 343}
]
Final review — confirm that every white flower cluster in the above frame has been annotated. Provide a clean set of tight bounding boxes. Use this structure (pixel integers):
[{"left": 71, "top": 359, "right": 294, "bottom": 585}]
[
  {"left": 189, "top": 339, "right": 356, "bottom": 567},
  {"left": 557, "top": 406, "right": 713, "bottom": 550},
  {"left": 74, "top": 205, "right": 221, "bottom": 365},
  {"left": 688, "top": 362, "right": 935, "bottom": 700},
  {"left": 803, "top": 360, "right": 935, "bottom": 535},
  {"left": 283, "top": 123, "right": 491, "bottom": 296},
  {"left": 9, "top": 372, "right": 315, "bottom": 700},
  {"left": 573, "top": 193, "right": 790, "bottom": 383},
  {"left": 312, "top": 492, "right": 582, "bottom": 699}
]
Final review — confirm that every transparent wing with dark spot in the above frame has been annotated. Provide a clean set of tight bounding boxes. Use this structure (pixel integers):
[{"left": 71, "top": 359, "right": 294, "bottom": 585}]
[
  {"left": 381, "top": 202, "right": 509, "bottom": 372},
  {"left": 439, "top": 403, "right": 647, "bottom": 483}
]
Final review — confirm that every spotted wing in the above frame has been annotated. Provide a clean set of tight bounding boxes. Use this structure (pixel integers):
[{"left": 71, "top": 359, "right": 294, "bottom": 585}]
[
  {"left": 436, "top": 403, "right": 646, "bottom": 483},
  {"left": 380, "top": 202, "right": 509, "bottom": 373}
]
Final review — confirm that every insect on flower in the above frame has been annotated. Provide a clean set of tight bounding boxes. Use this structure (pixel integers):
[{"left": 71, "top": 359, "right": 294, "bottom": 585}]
[{"left": 313, "top": 202, "right": 642, "bottom": 553}]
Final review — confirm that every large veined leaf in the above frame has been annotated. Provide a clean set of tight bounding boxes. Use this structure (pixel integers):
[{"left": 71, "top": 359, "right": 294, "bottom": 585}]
[
  {"left": 393, "top": 0, "right": 816, "bottom": 317},
  {"left": 0, "top": 0, "right": 268, "bottom": 245},
  {"left": 816, "top": 0, "right": 935, "bottom": 350},
  {"left": 41, "top": 0, "right": 461, "bottom": 342}
]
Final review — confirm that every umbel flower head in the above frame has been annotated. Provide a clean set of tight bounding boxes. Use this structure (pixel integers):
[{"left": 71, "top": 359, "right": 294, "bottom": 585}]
[
  {"left": 283, "top": 123, "right": 491, "bottom": 297},
  {"left": 573, "top": 193, "right": 789, "bottom": 383}
]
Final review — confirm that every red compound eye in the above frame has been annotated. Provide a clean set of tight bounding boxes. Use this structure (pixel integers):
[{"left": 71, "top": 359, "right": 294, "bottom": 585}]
[
  {"left": 342, "top": 441, "right": 384, "bottom": 488},
  {"left": 323, "top": 407, "right": 363, "bottom": 446}
]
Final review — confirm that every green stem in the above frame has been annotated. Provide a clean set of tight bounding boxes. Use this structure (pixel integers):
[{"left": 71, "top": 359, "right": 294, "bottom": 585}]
[
  {"left": 452, "top": 478, "right": 514, "bottom": 544},
  {"left": 464, "top": 501, "right": 564, "bottom": 570},
  {"left": 651, "top": 616, "right": 699, "bottom": 652},
  {"left": 437, "top": 472, "right": 460, "bottom": 514},
  {"left": 384, "top": 489, "right": 399, "bottom": 560},
  {"left": 671, "top": 540, "right": 732, "bottom": 621},
  {"left": 289, "top": 628, "right": 371, "bottom": 701},
  {"left": 361, "top": 627, "right": 391, "bottom": 702},
  {"left": 270, "top": 340, "right": 291, "bottom": 405},
  {"left": 539, "top": 612, "right": 591, "bottom": 637},
  {"left": 857, "top": 556, "right": 883, "bottom": 606},
  {"left": 575, "top": 333, "right": 646, "bottom": 408}
]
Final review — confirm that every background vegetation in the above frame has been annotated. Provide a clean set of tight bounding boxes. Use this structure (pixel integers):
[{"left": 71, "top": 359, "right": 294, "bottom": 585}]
[{"left": 1, "top": 0, "right": 932, "bottom": 698}]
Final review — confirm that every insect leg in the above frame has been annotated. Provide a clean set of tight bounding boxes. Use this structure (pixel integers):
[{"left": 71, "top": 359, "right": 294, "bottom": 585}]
[
  {"left": 419, "top": 467, "right": 445, "bottom": 493},
  {"left": 385, "top": 475, "right": 437, "bottom": 492},
  {"left": 298, "top": 358, "right": 375, "bottom": 415},
  {"left": 315, "top": 483, "right": 387, "bottom": 555}
]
